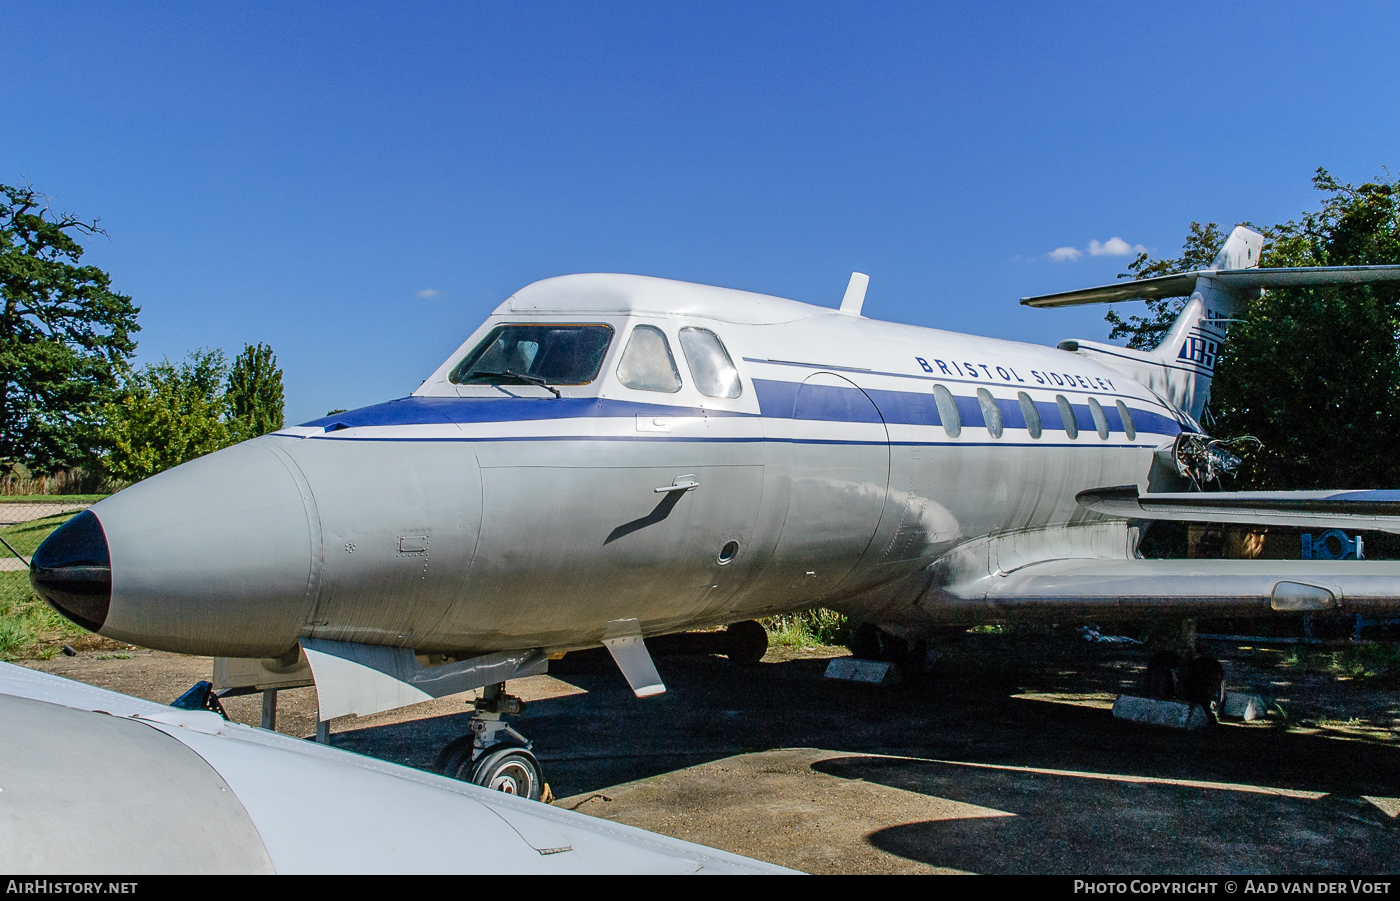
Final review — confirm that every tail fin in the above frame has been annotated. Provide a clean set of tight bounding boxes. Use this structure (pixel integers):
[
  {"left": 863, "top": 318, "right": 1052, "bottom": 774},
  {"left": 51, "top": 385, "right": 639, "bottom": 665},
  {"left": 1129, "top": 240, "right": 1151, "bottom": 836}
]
[
  {"left": 1144, "top": 226, "right": 1264, "bottom": 419},
  {"left": 1025, "top": 225, "right": 1400, "bottom": 425}
]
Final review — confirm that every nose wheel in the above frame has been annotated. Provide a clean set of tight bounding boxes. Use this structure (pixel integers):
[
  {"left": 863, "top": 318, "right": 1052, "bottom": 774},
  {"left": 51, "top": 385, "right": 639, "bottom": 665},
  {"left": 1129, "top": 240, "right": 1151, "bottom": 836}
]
[
  {"left": 436, "top": 682, "right": 547, "bottom": 802},
  {"left": 471, "top": 745, "right": 543, "bottom": 798}
]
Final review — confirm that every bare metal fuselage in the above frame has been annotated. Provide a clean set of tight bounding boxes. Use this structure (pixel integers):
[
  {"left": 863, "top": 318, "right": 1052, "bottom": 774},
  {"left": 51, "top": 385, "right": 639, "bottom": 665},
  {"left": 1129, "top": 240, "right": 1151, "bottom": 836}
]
[{"left": 78, "top": 274, "right": 1191, "bottom": 659}]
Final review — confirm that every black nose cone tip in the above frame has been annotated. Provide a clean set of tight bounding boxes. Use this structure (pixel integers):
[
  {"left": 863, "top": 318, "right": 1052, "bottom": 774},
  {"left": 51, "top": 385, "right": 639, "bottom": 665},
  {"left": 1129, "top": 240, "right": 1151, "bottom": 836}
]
[{"left": 29, "top": 510, "right": 111, "bottom": 633}]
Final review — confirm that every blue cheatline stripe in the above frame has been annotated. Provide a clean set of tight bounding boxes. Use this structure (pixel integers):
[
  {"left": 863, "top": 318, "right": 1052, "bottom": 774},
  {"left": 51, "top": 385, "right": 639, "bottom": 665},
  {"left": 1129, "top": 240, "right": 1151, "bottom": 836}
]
[
  {"left": 752, "top": 378, "right": 1184, "bottom": 438},
  {"left": 298, "top": 433, "right": 1165, "bottom": 449},
  {"left": 294, "top": 382, "right": 1183, "bottom": 438},
  {"left": 297, "top": 394, "right": 756, "bottom": 430}
]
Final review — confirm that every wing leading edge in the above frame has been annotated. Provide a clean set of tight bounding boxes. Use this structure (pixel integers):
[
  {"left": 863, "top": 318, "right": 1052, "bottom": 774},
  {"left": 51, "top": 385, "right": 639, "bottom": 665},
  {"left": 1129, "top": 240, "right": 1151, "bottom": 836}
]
[
  {"left": 1078, "top": 485, "right": 1400, "bottom": 534},
  {"left": 961, "top": 557, "right": 1400, "bottom": 616}
]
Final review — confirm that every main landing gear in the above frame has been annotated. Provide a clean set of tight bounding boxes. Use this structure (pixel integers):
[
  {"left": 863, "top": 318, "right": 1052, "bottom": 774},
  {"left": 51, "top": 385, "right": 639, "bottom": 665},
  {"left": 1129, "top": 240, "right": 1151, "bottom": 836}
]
[
  {"left": 1142, "top": 650, "right": 1226, "bottom": 722},
  {"left": 436, "top": 682, "right": 547, "bottom": 801}
]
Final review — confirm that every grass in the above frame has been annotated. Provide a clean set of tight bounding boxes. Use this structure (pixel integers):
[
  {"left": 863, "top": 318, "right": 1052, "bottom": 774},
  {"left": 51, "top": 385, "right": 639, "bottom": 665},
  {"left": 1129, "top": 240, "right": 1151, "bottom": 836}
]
[
  {"left": 0, "top": 512, "right": 84, "bottom": 558},
  {"left": 0, "top": 570, "right": 86, "bottom": 660},
  {"left": 761, "top": 608, "right": 851, "bottom": 649},
  {"left": 1282, "top": 644, "right": 1400, "bottom": 680},
  {"left": 0, "top": 512, "right": 90, "bottom": 660}
]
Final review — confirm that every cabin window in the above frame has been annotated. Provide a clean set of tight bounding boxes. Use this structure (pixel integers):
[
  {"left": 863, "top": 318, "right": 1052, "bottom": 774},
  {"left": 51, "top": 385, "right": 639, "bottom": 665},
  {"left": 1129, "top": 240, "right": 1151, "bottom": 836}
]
[
  {"left": 617, "top": 325, "right": 682, "bottom": 393},
  {"left": 1088, "top": 396, "right": 1110, "bottom": 440},
  {"left": 977, "top": 388, "right": 1003, "bottom": 439},
  {"left": 678, "top": 327, "right": 742, "bottom": 398},
  {"left": 932, "top": 384, "right": 960, "bottom": 438},
  {"left": 450, "top": 323, "right": 613, "bottom": 387},
  {"left": 1116, "top": 400, "right": 1136, "bottom": 440},
  {"left": 1018, "top": 391, "right": 1042, "bottom": 439},
  {"left": 1056, "top": 394, "right": 1078, "bottom": 439}
]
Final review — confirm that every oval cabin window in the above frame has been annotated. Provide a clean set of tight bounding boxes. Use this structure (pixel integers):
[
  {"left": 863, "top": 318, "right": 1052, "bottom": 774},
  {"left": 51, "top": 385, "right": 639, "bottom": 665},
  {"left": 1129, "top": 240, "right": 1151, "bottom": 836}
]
[
  {"left": 977, "top": 388, "right": 1003, "bottom": 439},
  {"left": 932, "top": 384, "right": 960, "bottom": 438},
  {"left": 1018, "top": 391, "right": 1042, "bottom": 439},
  {"left": 1116, "top": 400, "right": 1136, "bottom": 440},
  {"left": 1087, "top": 396, "right": 1110, "bottom": 440},
  {"left": 1056, "top": 394, "right": 1078, "bottom": 439}
]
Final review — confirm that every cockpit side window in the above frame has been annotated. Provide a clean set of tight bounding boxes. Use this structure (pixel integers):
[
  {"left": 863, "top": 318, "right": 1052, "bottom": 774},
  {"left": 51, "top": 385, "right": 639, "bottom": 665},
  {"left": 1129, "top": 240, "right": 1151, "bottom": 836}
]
[
  {"left": 678, "top": 327, "right": 742, "bottom": 398},
  {"left": 450, "top": 324, "right": 613, "bottom": 386},
  {"left": 617, "top": 325, "right": 682, "bottom": 393}
]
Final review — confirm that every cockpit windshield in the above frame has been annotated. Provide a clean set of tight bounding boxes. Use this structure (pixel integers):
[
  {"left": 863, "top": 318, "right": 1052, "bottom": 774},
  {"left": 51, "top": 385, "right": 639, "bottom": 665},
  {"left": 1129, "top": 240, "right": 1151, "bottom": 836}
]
[{"left": 450, "top": 324, "right": 614, "bottom": 388}]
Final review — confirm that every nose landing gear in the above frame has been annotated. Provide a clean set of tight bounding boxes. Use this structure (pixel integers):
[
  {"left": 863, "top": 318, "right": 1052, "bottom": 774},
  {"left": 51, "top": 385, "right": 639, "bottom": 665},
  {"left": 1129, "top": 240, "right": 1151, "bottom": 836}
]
[{"left": 436, "top": 682, "right": 548, "bottom": 802}]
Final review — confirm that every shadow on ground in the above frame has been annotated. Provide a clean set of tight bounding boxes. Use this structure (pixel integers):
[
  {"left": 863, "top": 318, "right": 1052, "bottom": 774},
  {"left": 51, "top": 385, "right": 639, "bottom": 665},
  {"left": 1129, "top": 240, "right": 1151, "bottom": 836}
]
[{"left": 326, "top": 634, "right": 1399, "bottom": 874}]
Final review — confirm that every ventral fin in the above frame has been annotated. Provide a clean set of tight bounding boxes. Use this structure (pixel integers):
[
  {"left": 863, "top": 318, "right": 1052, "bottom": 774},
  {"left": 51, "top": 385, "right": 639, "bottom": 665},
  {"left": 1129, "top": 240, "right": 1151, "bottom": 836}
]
[{"left": 602, "top": 619, "right": 666, "bottom": 698}]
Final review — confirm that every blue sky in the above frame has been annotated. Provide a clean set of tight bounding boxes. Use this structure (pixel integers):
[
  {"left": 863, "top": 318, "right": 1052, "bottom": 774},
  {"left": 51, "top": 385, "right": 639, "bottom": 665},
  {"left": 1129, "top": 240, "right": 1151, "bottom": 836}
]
[{"left": 5, "top": 2, "right": 1399, "bottom": 423}]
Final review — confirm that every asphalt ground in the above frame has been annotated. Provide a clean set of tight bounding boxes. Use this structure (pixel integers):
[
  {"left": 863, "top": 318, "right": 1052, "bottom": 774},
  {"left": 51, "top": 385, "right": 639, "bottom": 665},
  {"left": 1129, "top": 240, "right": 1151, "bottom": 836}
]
[{"left": 22, "top": 633, "right": 1400, "bottom": 875}]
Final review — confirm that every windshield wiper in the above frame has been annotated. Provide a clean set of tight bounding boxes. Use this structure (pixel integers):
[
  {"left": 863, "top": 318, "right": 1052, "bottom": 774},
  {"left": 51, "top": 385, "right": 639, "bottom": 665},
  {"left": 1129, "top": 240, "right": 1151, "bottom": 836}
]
[{"left": 470, "top": 370, "right": 561, "bottom": 398}]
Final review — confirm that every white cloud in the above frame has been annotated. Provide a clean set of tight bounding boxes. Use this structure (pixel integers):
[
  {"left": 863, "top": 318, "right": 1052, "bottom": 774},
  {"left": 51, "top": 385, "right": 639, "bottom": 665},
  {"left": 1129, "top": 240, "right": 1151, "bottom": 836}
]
[
  {"left": 1049, "top": 246, "right": 1083, "bottom": 262},
  {"left": 416, "top": 288, "right": 443, "bottom": 298},
  {"left": 1089, "top": 237, "right": 1146, "bottom": 257}
]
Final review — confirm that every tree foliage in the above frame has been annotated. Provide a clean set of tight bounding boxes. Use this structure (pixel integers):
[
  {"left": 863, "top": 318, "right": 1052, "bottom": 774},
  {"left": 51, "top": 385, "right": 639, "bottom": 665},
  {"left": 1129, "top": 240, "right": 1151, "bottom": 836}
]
[
  {"left": 0, "top": 183, "right": 139, "bottom": 472},
  {"left": 1111, "top": 168, "right": 1400, "bottom": 489},
  {"left": 1211, "top": 169, "right": 1400, "bottom": 489},
  {"left": 99, "top": 343, "right": 287, "bottom": 483},
  {"left": 226, "top": 342, "right": 284, "bottom": 442},
  {"left": 100, "top": 350, "right": 232, "bottom": 483}
]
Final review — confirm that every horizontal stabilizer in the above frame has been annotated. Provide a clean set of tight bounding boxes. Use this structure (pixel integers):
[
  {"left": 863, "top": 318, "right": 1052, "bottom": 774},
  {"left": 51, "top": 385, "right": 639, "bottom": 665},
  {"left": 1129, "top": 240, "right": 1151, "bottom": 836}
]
[
  {"left": 1022, "top": 265, "right": 1400, "bottom": 308},
  {"left": 1077, "top": 485, "right": 1400, "bottom": 534}
]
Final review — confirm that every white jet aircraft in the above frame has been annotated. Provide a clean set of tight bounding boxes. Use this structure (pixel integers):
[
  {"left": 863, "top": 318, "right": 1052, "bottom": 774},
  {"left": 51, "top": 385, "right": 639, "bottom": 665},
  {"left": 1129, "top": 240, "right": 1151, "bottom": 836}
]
[{"left": 30, "top": 225, "right": 1400, "bottom": 797}]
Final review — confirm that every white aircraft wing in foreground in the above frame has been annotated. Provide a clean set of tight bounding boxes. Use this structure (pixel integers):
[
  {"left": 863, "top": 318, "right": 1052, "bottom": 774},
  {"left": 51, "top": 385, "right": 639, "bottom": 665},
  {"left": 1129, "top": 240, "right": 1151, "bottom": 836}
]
[{"left": 0, "top": 663, "right": 794, "bottom": 875}]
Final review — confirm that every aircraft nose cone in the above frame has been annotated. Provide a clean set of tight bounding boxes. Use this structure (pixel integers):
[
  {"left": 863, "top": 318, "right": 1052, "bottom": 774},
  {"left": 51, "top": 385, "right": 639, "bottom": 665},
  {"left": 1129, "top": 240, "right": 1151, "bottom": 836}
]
[
  {"left": 30, "top": 510, "right": 112, "bottom": 632},
  {"left": 86, "top": 439, "right": 322, "bottom": 657}
]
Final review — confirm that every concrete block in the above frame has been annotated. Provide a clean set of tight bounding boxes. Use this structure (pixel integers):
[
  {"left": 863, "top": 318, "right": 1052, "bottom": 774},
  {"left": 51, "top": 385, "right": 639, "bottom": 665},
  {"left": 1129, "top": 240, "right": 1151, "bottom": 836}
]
[
  {"left": 1111, "top": 695, "right": 1211, "bottom": 730},
  {"left": 1221, "top": 691, "right": 1267, "bottom": 722},
  {"left": 824, "top": 658, "right": 896, "bottom": 684}
]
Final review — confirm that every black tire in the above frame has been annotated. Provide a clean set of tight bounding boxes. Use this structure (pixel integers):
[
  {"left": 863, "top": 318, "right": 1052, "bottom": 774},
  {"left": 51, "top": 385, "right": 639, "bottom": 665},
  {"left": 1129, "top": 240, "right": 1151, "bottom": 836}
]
[
  {"left": 1143, "top": 651, "right": 1179, "bottom": 700},
  {"left": 470, "top": 745, "right": 544, "bottom": 801},
  {"left": 724, "top": 620, "right": 769, "bottom": 665},
  {"left": 1179, "top": 655, "right": 1225, "bottom": 712},
  {"left": 435, "top": 734, "right": 478, "bottom": 781}
]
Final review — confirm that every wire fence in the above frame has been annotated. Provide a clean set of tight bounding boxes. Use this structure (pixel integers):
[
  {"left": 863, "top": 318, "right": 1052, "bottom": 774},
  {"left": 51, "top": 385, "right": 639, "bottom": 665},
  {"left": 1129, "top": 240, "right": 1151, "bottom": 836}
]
[
  {"left": 0, "top": 502, "right": 91, "bottom": 527},
  {"left": 0, "top": 503, "right": 92, "bottom": 570}
]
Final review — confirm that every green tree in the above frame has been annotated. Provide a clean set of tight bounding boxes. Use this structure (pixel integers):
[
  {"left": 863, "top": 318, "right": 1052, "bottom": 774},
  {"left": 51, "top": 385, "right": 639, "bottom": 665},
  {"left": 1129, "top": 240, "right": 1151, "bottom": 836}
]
[
  {"left": 100, "top": 349, "right": 231, "bottom": 483},
  {"left": 1211, "top": 169, "right": 1400, "bottom": 489},
  {"left": 225, "top": 342, "right": 284, "bottom": 442},
  {"left": 1104, "top": 222, "right": 1228, "bottom": 350},
  {"left": 0, "top": 183, "right": 139, "bottom": 471}
]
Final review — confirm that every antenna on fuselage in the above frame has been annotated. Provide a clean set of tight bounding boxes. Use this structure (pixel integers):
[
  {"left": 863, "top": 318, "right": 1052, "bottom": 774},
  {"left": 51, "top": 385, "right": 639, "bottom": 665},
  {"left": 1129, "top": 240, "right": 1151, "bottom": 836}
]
[{"left": 839, "top": 272, "right": 869, "bottom": 316}]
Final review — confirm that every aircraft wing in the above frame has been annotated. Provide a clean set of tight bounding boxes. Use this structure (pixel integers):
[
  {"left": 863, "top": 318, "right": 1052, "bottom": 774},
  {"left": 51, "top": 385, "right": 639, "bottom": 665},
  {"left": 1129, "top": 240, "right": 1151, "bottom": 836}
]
[
  {"left": 0, "top": 662, "right": 796, "bottom": 875},
  {"left": 1021, "top": 265, "right": 1400, "bottom": 308},
  {"left": 960, "top": 556, "right": 1400, "bottom": 614},
  {"left": 1077, "top": 485, "right": 1400, "bottom": 534}
]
